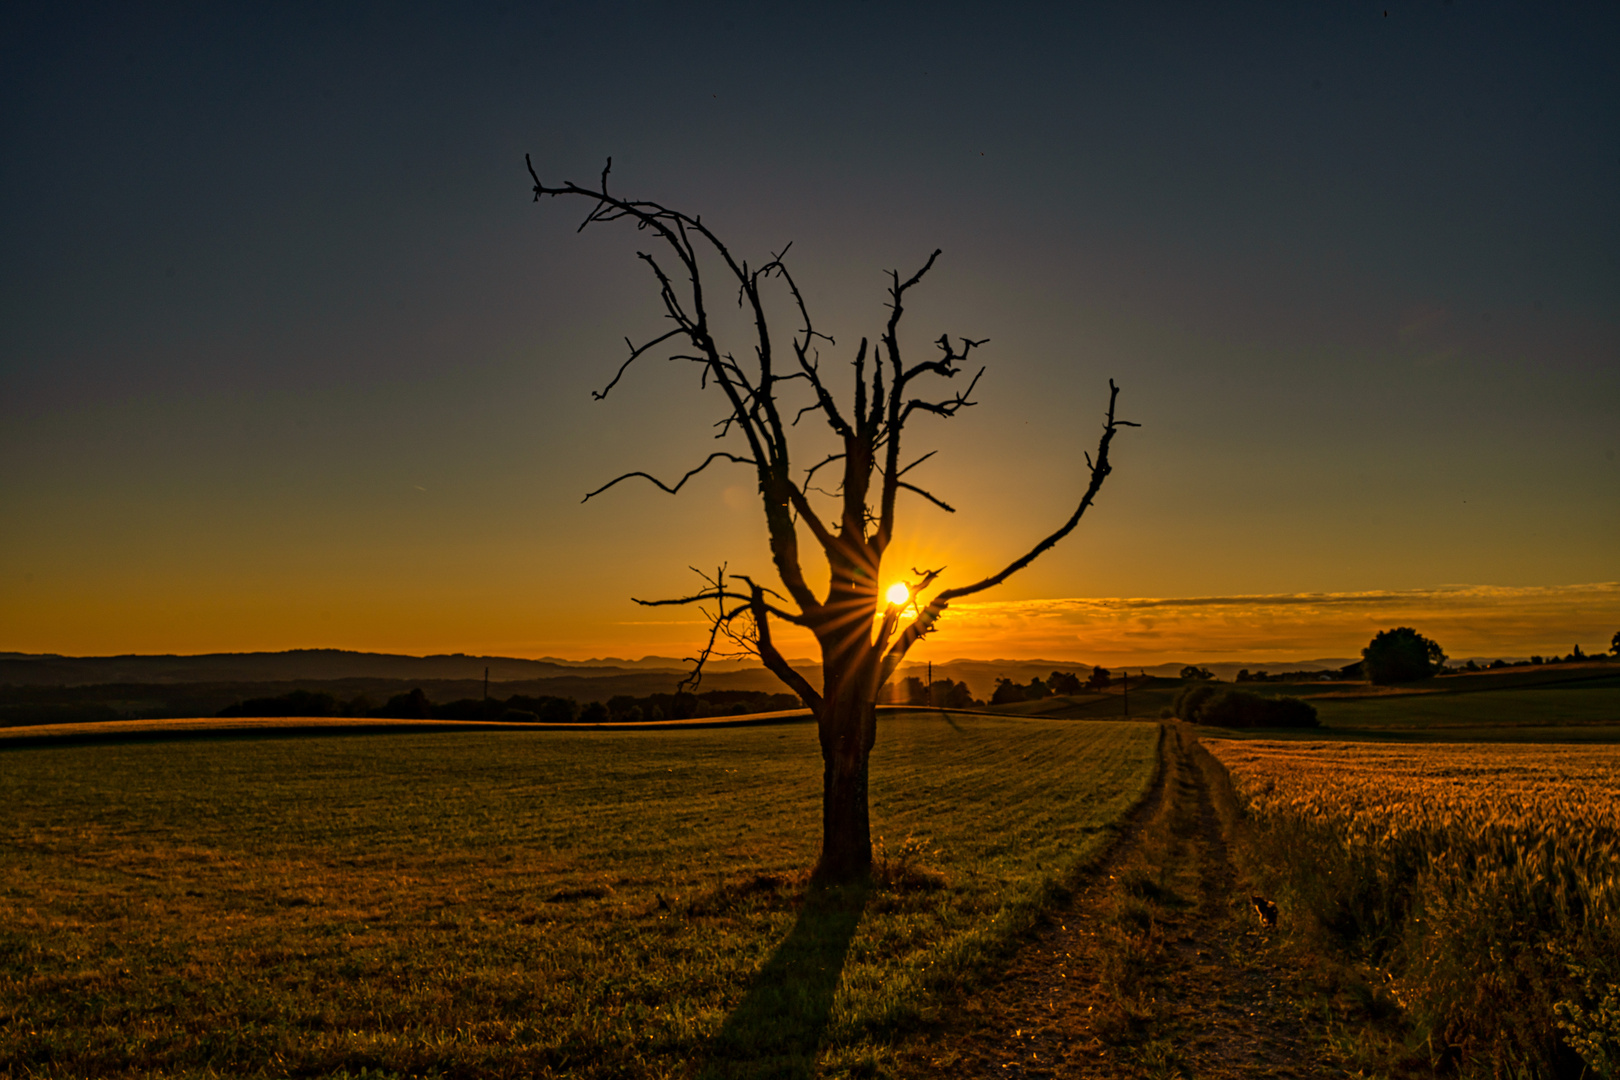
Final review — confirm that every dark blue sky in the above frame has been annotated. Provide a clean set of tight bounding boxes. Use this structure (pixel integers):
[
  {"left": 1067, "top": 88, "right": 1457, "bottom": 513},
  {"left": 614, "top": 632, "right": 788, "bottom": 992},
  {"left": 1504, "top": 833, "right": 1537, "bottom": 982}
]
[{"left": 3, "top": 2, "right": 1616, "bottom": 660}]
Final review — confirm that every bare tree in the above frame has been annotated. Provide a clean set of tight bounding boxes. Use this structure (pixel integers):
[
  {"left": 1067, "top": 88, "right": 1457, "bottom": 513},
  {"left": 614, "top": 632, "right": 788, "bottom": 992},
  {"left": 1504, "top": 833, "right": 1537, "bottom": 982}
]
[{"left": 529, "top": 158, "right": 1136, "bottom": 881}]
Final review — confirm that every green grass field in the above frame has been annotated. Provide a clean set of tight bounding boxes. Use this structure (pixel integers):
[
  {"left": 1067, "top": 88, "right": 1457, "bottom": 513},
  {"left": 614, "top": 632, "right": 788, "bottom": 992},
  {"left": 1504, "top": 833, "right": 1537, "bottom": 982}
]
[
  {"left": 1309, "top": 685, "right": 1620, "bottom": 740},
  {"left": 1188, "top": 664, "right": 1620, "bottom": 743},
  {"left": 986, "top": 678, "right": 1183, "bottom": 724},
  {"left": 0, "top": 713, "right": 1159, "bottom": 1079}
]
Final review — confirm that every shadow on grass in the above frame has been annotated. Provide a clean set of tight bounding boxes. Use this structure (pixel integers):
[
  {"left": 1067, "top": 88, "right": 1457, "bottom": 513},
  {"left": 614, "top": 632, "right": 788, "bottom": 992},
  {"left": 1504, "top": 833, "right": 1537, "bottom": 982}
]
[{"left": 700, "top": 879, "right": 870, "bottom": 1079}]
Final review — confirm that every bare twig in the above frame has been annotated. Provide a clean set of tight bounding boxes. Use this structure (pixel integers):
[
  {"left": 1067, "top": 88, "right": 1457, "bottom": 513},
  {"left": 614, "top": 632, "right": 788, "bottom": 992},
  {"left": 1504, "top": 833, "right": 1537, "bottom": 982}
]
[{"left": 582, "top": 452, "right": 756, "bottom": 502}]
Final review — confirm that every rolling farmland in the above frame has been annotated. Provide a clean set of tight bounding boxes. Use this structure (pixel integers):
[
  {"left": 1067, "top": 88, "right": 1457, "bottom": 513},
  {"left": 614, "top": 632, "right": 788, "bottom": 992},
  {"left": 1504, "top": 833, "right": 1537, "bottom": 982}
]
[{"left": 0, "top": 714, "right": 1158, "bottom": 1078}]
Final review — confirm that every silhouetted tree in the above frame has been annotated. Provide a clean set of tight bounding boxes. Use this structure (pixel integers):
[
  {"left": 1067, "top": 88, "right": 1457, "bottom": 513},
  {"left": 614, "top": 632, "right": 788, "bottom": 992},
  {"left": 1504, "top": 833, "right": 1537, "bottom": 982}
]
[
  {"left": 990, "top": 678, "right": 1027, "bottom": 706},
  {"left": 1086, "top": 665, "right": 1112, "bottom": 691},
  {"left": 1362, "top": 627, "right": 1447, "bottom": 685},
  {"left": 529, "top": 159, "right": 1135, "bottom": 881},
  {"left": 1179, "top": 665, "right": 1214, "bottom": 681},
  {"left": 1612, "top": 630, "right": 1620, "bottom": 656},
  {"left": 928, "top": 678, "right": 975, "bottom": 708},
  {"left": 1048, "top": 670, "right": 1084, "bottom": 695}
]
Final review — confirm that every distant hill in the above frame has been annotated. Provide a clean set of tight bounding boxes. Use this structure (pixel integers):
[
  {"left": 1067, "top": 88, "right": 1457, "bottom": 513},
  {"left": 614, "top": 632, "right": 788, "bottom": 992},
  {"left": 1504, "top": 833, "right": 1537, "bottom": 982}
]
[
  {"left": 0, "top": 649, "right": 681, "bottom": 687},
  {"left": 1, "top": 649, "right": 1371, "bottom": 692}
]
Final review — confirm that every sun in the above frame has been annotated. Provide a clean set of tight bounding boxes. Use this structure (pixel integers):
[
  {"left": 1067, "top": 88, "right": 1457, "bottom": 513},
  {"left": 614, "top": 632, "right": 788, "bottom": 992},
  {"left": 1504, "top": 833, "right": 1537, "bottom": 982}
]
[{"left": 885, "top": 583, "right": 911, "bottom": 607}]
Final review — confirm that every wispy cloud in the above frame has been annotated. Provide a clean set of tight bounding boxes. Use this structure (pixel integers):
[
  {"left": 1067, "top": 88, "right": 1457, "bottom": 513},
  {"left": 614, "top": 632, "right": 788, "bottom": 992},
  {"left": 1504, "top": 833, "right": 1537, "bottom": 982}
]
[{"left": 913, "top": 583, "right": 1620, "bottom": 664}]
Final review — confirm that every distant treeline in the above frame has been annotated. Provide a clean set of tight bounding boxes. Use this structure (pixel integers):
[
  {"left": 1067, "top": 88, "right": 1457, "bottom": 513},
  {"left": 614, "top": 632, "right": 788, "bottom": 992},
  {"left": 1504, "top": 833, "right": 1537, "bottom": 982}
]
[
  {"left": 987, "top": 670, "right": 1104, "bottom": 705},
  {"left": 886, "top": 676, "right": 981, "bottom": 708},
  {"left": 1233, "top": 664, "right": 1358, "bottom": 683},
  {"left": 0, "top": 670, "right": 791, "bottom": 728},
  {"left": 1456, "top": 646, "right": 1609, "bottom": 670},
  {"left": 216, "top": 687, "right": 805, "bottom": 723}
]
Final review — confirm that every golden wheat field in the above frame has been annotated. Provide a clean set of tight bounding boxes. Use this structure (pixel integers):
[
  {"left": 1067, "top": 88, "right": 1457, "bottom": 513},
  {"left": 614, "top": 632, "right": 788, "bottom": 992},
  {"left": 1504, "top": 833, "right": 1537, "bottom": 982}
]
[
  {"left": 1208, "top": 739, "right": 1620, "bottom": 836},
  {"left": 1205, "top": 738, "right": 1620, "bottom": 1077}
]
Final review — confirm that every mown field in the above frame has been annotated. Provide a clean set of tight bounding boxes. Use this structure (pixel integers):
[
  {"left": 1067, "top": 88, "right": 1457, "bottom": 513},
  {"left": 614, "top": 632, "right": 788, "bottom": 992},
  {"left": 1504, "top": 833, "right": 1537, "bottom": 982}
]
[
  {"left": 1309, "top": 680, "right": 1620, "bottom": 741},
  {"left": 1188, "top": 664, "right": 1620, "bottom": 742},
  {"left": 0, "top": 713, "right": 1159, "bottom": 1079},
  {"left": 1205, "top": 738, "right": 1620, "bottom": 1078}
]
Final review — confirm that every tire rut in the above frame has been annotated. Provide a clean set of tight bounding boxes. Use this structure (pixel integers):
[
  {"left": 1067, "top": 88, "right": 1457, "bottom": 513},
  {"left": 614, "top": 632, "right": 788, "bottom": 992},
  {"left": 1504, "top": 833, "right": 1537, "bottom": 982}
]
[{"left": 901, "top": 724, "right": 1344, "bottom": 1078}]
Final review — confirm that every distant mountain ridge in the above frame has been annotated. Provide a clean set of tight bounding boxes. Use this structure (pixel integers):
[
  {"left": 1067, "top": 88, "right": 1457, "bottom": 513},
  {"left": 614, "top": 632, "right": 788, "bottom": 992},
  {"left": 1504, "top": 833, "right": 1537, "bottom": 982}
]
[
  {"left": 0, "top": 649, "right": 694, "bottom": 687},
  {"left": 2, "top": 649, "right": 1362, "bottom": 691}
]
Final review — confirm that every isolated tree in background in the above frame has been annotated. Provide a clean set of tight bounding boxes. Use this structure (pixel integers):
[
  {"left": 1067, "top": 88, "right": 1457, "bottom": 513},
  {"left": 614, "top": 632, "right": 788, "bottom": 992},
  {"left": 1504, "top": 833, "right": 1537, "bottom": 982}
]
[
  {"left": 928, "top": 678, "right": 975, "bottom": 708},
  {"left": 1612, "top": 629, "right": 1619, "bottom": 656},
  {"left": 1362, "top": 627, "right": 1447, "bottom": 685},
  {"left": 990, "top": 679, "right": 1027, "bottom": 706},
  {"left": 1179, "top": 665, "right": 1214, "bottom": 681},
  {"left": 895, "top": 676, "right": 928, "bottom": 706},
  {"left": 529, "top": 159, "right": 1134, "bottom": 881},
  {"left": 1048, "top": 670, "right": 1084, "bottom": 695}
]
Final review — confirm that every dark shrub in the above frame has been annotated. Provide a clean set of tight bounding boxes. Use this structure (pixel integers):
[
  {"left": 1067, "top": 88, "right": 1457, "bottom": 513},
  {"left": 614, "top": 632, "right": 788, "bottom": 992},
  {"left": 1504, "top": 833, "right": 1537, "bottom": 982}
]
[
  {"left": 1174, "top": 682, "right": 1219, "bottom": 722},
  {"left": 1048, "top": 671, "right": 1084, "bottom": 695},
  {"left": 536, "top": 697, "right": 576, "bottom": 723},
  {"left": 1197, "top": 689, "right": 1319, "bottom": 729},
  {"left": 990, "top": 678, "right": 1024, "bottom": 705},
  {"left": 579, "top": 701, "right": 609, "bottom": 724},
  {"left": 378, "top": 688, "right": 433, "bottom": 719},
  {"left": 434, "top": 697, "right": 502, "bottom": 721},
  {"left": 928, "top": 678, "right": 976, "bottom": 708}
]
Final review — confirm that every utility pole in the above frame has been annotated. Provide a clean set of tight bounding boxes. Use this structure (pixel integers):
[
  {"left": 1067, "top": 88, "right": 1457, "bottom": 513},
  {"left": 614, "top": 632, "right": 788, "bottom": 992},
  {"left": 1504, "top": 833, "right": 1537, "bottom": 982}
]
[{"left": 927, "top": 661, "right": 933, "bottom": 707}]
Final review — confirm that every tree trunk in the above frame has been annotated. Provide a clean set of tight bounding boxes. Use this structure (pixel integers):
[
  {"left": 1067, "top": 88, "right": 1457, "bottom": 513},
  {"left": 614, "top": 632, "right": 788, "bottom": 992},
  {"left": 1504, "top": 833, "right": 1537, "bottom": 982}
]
[{"left": 814, "top": 695, "right": 876, "bottom": 881}]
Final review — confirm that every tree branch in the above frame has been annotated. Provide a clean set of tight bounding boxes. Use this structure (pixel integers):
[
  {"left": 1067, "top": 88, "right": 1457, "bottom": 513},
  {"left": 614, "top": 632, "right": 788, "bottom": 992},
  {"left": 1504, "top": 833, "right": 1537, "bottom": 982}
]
[
  {"left": 878, "top": 382, "right": 1136, "bottom": 682},
  {"left": 896, "top": 480, "right": 956, "bottom": 513},
  {"left": 583, "top": 452, "right": 754, "bottom": 502},
  {"left": 939, "top": 380, "right": 1135, "bottom": 603},
  {"left": 593, "top": 327, "right": 687, "bottom": 401},
  {"left": 746, "top": 580, "right": 823, "bottom": 712}
]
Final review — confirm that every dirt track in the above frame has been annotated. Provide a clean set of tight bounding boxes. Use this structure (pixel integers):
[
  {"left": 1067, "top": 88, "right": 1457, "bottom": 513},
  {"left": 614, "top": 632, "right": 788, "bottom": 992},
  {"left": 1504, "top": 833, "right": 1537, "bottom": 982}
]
[{"left": 905, "top": 724, "right": 1342, "bottom": 1079}]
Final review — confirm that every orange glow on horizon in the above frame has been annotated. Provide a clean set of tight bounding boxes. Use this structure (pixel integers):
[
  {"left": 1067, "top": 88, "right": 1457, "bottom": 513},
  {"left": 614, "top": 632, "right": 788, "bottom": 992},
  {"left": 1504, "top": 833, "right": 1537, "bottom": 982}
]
[{"left": 5, "top": 582, "right": 1614, "bottom": 668}]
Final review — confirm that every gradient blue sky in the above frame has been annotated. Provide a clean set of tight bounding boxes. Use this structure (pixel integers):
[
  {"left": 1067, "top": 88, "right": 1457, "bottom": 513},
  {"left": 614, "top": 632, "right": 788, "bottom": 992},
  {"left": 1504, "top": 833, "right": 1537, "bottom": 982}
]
[{"left": 3, "top": 2, "right": 1617, "bottom": 663}]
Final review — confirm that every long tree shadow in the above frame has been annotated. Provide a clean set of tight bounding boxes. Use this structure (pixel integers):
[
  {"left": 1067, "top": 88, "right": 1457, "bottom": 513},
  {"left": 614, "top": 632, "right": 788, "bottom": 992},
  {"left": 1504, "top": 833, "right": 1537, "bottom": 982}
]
[{"left": 701, "top": 878, "right": 870, "bottom": 1079}]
